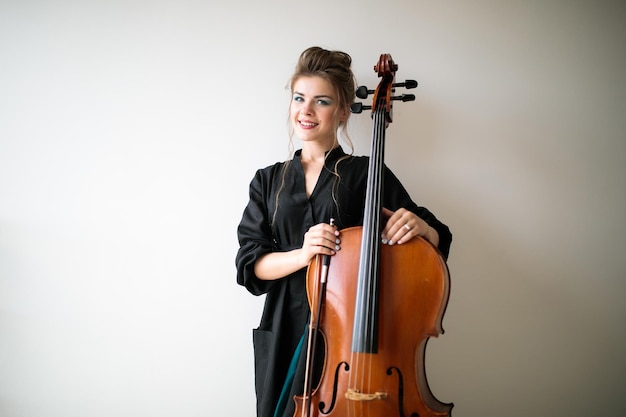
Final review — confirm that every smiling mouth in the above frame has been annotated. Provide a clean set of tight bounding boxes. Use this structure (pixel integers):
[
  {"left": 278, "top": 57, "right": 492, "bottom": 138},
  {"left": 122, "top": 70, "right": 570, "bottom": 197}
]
[{"left": 299, "top": 120, "right": 318, "bottom": 128}]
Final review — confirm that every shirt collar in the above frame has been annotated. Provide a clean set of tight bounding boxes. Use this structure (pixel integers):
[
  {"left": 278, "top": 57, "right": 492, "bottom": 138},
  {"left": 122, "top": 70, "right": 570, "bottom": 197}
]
[{"left": 294, "top": 146, "right": 347, "bottom": 166}]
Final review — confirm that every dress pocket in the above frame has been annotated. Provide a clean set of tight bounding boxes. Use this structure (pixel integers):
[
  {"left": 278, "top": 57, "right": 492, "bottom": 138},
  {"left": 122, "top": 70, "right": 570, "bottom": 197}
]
[{"left": 252, "top": 328, "right": 273, "bottom": 395}]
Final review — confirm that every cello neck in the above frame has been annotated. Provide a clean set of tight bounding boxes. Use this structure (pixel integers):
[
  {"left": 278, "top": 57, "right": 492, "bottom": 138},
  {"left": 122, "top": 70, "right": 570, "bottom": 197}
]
[{"left": 351, "top": 54, "right": 397, "bottom": 353}]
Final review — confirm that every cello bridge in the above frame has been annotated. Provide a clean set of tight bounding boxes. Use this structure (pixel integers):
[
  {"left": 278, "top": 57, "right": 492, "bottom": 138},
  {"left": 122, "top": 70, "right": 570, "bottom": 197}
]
[{"left": 345, "top": 388, "right": 388, "bottom": 402}]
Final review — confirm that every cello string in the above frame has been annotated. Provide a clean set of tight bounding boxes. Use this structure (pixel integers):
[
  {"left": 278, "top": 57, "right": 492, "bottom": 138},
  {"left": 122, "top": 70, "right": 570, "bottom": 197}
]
[
  {"left": 349, "top": 83, "right": 391, "bottom": 416},
  {"left": 357, "top": 107, "right": 385, "bottom": 411},
  {"left": 369, "top": 108, "right": 385, "bottom": 404},
  {"left": 351, "top": 107, "right": 382, "bottom": 415},
  {"left": 368, "top": 108, "right": 382, "bottom": 400}
]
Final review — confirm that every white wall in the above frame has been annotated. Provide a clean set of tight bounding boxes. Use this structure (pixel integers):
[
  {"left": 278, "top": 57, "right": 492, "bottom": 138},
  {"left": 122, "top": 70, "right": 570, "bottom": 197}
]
[{"left": 1, "top": 1, "right": 624, "bottom": 416}]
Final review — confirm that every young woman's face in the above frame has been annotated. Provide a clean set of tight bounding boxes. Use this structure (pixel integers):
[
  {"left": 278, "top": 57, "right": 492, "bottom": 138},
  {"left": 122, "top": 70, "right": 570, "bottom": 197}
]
[{"left": 290, "top": 76, "right": 346, "bottom": 147}]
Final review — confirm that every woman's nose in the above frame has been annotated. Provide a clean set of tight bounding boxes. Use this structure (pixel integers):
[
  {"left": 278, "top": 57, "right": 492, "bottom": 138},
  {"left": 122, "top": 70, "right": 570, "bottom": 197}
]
[{"left": 301, "top": 101, "right": 314, "bottom": 115}]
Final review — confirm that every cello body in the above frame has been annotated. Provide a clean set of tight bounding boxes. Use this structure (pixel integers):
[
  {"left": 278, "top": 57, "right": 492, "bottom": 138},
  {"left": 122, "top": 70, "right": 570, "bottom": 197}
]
[{"left": 296, "top": 227, "right": 452, "bottom": 417}]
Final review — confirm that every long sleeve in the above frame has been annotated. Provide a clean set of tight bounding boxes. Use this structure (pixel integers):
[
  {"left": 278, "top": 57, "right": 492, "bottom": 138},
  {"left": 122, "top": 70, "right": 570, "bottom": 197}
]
[{"left": 235, "top": 168, "right": 277, "bottom": 296}]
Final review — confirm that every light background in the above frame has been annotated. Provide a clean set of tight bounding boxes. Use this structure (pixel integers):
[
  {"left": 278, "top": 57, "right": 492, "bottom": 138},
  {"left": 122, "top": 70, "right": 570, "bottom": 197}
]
[{"left": 1, "top": 1, "right": 625, "bottom": 416}]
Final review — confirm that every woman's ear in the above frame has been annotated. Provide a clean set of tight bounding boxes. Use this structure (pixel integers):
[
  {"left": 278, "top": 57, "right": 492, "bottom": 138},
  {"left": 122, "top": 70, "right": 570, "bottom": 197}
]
[{"left": 339, "top": 107, "right": 349, "bottom": 123}]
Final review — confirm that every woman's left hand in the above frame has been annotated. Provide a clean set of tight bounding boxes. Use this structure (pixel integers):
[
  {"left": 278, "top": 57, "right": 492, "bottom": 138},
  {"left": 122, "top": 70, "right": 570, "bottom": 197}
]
[{"left": 381, "top": 207, "right": 439, "bottom": 246}]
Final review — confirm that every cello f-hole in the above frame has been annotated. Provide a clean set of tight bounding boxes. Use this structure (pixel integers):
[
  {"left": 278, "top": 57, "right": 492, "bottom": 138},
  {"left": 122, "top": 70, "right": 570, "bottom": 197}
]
[{"left": 319, "top": 361, "right": 350, "bottom": 414}]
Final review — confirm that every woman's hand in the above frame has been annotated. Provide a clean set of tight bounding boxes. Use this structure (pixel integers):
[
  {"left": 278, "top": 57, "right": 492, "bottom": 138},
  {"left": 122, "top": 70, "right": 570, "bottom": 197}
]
[
  {"left": 254, "top": 221, "right": 340, "bottom": 281},
  {"left": 381, "top": 207, "right": 439, "bottom": 247},
  {"left": 300, "top": 222, "right": 341, "bottom": 266}
]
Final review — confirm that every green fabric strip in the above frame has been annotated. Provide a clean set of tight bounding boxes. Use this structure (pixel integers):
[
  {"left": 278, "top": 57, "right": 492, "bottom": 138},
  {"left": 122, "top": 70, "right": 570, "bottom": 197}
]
[{"left": 273, "top": 328, "right": 306, "bottom": 417}]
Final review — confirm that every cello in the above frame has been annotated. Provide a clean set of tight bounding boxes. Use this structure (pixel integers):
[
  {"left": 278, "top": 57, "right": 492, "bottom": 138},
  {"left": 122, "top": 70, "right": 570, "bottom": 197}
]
[{"left": 294, "top": 54, "right": 453, "bottom": 417}]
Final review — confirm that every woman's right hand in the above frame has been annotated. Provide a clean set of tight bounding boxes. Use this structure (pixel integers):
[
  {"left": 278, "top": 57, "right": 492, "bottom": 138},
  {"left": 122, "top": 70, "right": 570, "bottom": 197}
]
[
  {"left": 300, "top": 222, "right": 341, "bottom": 265},
  {"left": 254, "top": 222, "right": 341, "bottom": 281}
]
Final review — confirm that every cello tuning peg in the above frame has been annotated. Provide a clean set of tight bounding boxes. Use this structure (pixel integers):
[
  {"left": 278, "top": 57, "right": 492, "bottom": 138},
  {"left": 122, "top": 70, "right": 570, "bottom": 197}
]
[
  {"left": 355, "top": 85, "right": 375, "bottom": 99},
  {"left": 350, "top": 102, "right": 363, "bottom": 113},
  {"left": 350, "top": 102, "right": 372, "bottom": 114},
  {"left": 391, "top": 94, "right": 416, "bottom": 102},
  {"left": 392, "top": 80, "right": 418, "bottom": 89}
]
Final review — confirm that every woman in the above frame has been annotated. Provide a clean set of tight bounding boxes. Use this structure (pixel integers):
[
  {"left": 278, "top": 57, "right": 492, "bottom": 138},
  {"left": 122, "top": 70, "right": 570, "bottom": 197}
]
[{"left": 236, "top": 46, "right": 451, "bottom": 417}]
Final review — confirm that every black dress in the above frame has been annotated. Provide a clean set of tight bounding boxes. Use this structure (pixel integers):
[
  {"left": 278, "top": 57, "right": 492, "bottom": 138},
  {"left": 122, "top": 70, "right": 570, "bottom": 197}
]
[{"left": 236, "top": 146, "right": 451, "bottom": 417}]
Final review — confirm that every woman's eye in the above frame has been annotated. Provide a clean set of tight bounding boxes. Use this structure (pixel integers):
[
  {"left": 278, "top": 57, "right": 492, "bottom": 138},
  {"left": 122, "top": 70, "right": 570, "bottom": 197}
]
[
  {"left": 293, "top": 95, "right": 304, "bottom": 102},
  {"left": 316, "top": 99, "right": 331, "bottom": 106}
]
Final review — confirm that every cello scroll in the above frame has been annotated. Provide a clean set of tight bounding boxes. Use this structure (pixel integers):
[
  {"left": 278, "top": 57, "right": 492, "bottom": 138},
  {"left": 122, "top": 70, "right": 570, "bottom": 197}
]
[{"left": 350, "top": 54, "right": 418, "bottom": 122}]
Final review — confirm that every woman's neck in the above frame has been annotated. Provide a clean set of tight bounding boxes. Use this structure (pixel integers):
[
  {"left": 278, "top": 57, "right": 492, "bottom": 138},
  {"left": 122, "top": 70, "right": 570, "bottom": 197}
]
[{"left": 300, "top": 141, "right": 337, "bottom": 163}]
